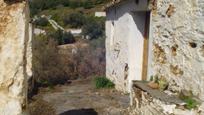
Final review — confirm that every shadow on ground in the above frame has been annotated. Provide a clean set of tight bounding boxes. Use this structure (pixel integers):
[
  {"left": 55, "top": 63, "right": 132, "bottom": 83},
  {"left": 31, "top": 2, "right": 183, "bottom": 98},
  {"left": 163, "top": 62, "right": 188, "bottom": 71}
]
[{"left": 59, "top": 108, "right": 98, "bottom": 115}]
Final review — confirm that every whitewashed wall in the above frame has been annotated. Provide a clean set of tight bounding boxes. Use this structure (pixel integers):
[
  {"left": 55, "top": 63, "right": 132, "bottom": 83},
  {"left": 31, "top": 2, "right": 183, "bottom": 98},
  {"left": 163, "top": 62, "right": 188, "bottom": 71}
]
[{"left": 106, "top": 0, "right": 149, "bottom": 92}]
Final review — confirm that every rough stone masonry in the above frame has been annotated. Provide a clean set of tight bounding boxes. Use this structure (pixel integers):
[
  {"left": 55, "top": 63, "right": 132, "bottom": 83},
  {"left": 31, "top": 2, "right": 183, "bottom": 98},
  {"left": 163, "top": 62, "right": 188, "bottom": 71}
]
[
  {"left": 106, "top": 0, "right": 204, "bottom": 114},
  {"left": 0, "top": 0, "right": 31, "bottom": 114},
  {"left": 151, "top": 0, "right": 204, "bottom": 101},
  {"left": 106, "top": 0, "right": 204, "bottom": 100}
]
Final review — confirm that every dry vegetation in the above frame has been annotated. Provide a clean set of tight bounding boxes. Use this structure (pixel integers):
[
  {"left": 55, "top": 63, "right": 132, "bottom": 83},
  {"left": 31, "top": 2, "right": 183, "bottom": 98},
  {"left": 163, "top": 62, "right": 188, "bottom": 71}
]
[
  {"left": 29, "top": 99, "right": 56, "bottom": 115},
  {"left": 32, "top": 34, "right": 105, "bottom": 89}
]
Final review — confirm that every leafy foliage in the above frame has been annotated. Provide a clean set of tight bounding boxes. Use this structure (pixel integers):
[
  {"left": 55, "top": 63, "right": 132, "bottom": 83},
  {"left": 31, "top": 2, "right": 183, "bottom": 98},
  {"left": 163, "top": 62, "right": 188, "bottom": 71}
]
[
  {"left": 82, "top": 17, "right": 105, "bottom": 40},
  {"left": 29, "top": 0, "right": 110, "bottom": 16},
  {"left": 63, "top": 12, "right": 86, "bottom": 28},
  {"left": 49, "top": 30, "right": 75, "bottom": 45},
  {"left": 95, "top": 77, "right": 115, "bottom": 89},
  {"left": 83, "top": 1, "right": 94, "bottom": 9},
  {"left": 63, "top": 32, "right": 76, "bottom": 44},
  {"left": 33, "top": 17, "right": 49, "bottom": 27}
]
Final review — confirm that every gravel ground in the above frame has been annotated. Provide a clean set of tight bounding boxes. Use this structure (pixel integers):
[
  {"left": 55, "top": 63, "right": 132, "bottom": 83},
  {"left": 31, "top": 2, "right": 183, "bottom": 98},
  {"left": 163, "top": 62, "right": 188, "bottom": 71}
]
[{"left": 29, "top": 78, "right": 130, "bottom": 115}]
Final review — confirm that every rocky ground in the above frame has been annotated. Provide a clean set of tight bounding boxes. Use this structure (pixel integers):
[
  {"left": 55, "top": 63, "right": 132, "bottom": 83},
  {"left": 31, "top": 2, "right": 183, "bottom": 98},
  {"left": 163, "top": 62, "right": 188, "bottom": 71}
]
[{"left": 29, "top": 78, "right": 130, "bottom": 115}]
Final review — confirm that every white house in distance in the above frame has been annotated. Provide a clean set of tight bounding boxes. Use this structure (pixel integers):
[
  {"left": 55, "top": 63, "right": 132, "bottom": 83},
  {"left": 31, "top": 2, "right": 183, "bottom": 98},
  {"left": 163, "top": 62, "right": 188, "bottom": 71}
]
[{"left": 95, "top": 11, "right": 106, "bottom": 17}]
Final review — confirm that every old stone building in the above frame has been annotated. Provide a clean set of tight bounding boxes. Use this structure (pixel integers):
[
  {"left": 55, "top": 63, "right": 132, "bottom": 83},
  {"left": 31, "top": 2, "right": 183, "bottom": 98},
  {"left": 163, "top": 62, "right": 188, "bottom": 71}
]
[
  {"left": 105, "top": 0, "right": 204, "bottom": 114},
  {"left": 0, "top": 0, "right": 31, "bottom": 114},
  {"left": 105, "top": 0, "right": 151, "bottom": 92}
]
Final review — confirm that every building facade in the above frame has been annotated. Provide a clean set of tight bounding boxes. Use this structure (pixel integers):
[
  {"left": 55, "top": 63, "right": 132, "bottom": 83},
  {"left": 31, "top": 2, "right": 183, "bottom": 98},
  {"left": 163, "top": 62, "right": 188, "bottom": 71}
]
[{"left": 106, "top": 0, "right": 204, "bottom": 101}]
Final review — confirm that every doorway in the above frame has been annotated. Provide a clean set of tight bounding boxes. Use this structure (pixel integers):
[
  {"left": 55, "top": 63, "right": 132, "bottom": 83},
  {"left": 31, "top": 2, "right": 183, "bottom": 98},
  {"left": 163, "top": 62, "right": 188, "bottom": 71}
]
[
  {"left": 131, "top": 11, "right": 151, "bottom": 81},
  {"left": 142, "top": 11, "right": 150, "bottom": 81}
]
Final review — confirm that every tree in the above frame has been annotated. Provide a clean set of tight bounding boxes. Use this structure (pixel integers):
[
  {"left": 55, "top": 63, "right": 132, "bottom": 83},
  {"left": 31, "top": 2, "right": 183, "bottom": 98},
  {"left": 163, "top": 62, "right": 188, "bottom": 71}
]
[
  {"left": 83, "top": 1, "right": 94, "bottom": 9},
  {"left": 82, "top": 17, "right": 105, "bottom": 40},
  {"left": 33, "top": 17, "right": 49, "bottom": 27},
  {"left": 63, "top": 32, "right": 76, "bottom": 44},
  {"left": 49, "top": 30, "right": 76, "bottom": 45},
  {"left": 63, "top": 12, "right": 86, "bottom": 28}
]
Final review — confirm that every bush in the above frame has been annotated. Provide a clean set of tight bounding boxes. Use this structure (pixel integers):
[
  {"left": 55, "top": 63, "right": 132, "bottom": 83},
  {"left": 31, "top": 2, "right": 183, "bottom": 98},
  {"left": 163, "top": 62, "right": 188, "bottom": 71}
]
[
  {"left": 76, "top": 39, "right": 105, "bottom": 78},
  {"left": 183, "top": 98, "right": 198, "bottom": 110},
  {"left": 33, "top": 17, "right": 49, "bottom": 27},
  {"left": 83, "top": 1, "right": 94, "bottom": 9},
  {"left": 63, "top": 32, "right": 76, "bottom": 44},
  {"left": 69, "top": 1, "right": 81, "bottom": 9},
  {"left": 29, "top": 0, "right": 57, "bottom": 16},
  {"left": 63, "top": 12, "right": 86, "bottom": 28},
  {"left": 29, "top": 99, "right": 56, "bottom": 115},
  {"left": 95, "top": 77, "right": 115, "bottom": 89},
  {"left": 49, "top": 29, "right": 64, "bottom": 45},
  {"left": 82, "top": 16, "right": 105, "bottom": 40},
  {"left": 49, "top": 30, "right": 76, "bottom": 45},
  {"left": 33, "top": 34, "right": 69, "bottom": 86},
  {"left": 58, "top": 0, "right": 70, "bottom": 7}
]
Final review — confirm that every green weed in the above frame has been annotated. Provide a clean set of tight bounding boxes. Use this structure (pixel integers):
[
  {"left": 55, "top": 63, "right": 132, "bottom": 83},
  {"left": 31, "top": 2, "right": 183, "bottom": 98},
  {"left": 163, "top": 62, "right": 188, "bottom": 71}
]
[{"left": 94, "top": 77, "right": 115, "bottom": 89}]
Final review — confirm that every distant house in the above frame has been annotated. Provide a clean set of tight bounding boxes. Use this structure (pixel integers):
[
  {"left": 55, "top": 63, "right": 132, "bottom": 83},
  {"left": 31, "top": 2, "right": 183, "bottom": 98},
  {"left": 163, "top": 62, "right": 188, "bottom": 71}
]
[
  {"left": 34, "top": 28, "right": 46, "bottom": 35},
  {"left": 105, "top": 1, "right": 204, "bottom": 113},
  {"left": 95, "top": 12, "right": 106, "bottom": 17},
  {"left": 66, "top": 29, "right": 82, "bottom": 37}
]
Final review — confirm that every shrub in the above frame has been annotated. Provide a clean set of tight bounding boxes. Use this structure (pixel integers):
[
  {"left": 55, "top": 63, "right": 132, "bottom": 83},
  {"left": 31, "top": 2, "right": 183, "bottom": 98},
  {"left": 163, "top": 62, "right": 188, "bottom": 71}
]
[
  {"left": 49, "top": 29, "right": 64, "bottom": 45},
  {"left": 83, "top": 1, "right": 94, "bottom": 9},
  {"left": 33, "top": 17, "right": 49, "bottom": 27},
  {"left": 183, "top": 97, "right": 198, "bottom": 110},
  {"left": 29, "top": 0, "right": 57, "bottom": 16},
  {"left": 63, "top": 12, "right": 86, "bottom": 28},
  {"left": 49, "top": 30, "right": 76, "bottom": 45},
  {"left": 95, "top": 77, "right": 115, "bottom": 89},
  {"left": 76, "top": 38, "right": 105, "bottom": 78},
  {"left": 32, "top": 34, "right": 69, "bottom": 86},
  {"left": 69, "top": 1, "right": 81, "bottom": 9},
  {"left": 58, "top": 0, "right": 70, "bottom": 7},
  {"left": 82, "top": 17, "right": 105, "bottom": 40},
  {"left": 29, "top": 99, "right": 56, "bottom": 115},
  {"left": 63, "top": 32, "right": 76, "bottom": 44}
]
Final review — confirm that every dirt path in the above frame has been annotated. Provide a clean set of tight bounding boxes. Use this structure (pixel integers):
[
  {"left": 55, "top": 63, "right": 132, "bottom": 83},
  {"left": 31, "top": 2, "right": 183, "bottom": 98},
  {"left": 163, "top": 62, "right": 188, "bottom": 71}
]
[{"left": 29, "top": 78, "right": 130, "bottom": 115}]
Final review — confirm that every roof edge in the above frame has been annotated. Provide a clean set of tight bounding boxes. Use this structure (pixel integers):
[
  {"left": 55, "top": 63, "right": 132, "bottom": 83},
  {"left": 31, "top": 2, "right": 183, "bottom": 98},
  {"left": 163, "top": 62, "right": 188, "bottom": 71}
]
[{"left": 103, "top": 0, "right": 127, "bottom": 11}]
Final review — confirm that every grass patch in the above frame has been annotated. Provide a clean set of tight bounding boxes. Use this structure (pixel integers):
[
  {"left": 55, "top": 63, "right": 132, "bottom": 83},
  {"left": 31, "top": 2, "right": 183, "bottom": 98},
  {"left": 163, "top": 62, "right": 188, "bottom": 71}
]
[
  {"left": 183, "top": 97, "right": 198, "bottom": 110},
  {"left": 94, "top": 77, "right": 115, "bottom": 89}
]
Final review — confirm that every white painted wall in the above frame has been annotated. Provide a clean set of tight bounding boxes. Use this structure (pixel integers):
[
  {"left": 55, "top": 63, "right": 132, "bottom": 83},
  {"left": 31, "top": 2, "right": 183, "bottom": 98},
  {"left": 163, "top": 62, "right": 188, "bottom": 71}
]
[
  {"left": 95, "top": 12, "right": 106, "bottom": 17},
  {"left": 106, "top": 0, "right": 149, "bottom": 92},
  {"left": 128, "top": 12, "right": 146, "bottom": 89},
  {"left": 66, "top": 29, "right": 82, "bottom": 36}
]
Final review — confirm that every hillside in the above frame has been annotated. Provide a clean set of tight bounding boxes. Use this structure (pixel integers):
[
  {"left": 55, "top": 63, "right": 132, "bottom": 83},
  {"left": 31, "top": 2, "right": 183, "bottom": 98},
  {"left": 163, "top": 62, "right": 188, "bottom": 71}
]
[
  {"left": 30, "top": 0, "right": 108, "bottom": 91},
  {"left": 30, "top": 0, "right": 110, "bottom": 27}
]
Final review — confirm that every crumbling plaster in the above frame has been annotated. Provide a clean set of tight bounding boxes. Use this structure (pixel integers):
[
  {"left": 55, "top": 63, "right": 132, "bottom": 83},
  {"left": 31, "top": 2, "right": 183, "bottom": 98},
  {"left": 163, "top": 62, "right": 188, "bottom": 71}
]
[
  {"left": 0, "top": 0, "right": 31, "bottom": 114},
  {"left": 106, "top": 0, "right": 149, "bottom": 92},
  {"left": 106, "top": 0, "right": 204, "bottom": 101}
]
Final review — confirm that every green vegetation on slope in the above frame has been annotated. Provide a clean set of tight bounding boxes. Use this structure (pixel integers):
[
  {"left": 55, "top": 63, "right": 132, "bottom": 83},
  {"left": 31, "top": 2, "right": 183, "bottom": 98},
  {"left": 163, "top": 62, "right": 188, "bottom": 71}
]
[
  {"left": 29, "top": 0, "right": 110, "bottom": 17},
  {"left": 30, "top": 0, "right": 107, "bottom": 94}
]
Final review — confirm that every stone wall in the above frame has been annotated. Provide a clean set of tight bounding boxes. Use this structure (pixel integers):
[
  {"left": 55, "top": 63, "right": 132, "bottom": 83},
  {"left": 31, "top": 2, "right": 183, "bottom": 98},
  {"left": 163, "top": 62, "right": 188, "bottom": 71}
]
[
  {"left": 106, "top": 0, "right": 204, "bottom": 101},
  {"left": 0, "top": 0, "right": 31, "bottom": 114},
  {"left": 150, "top": 0, "right": 204, "bottom": 101},
  {"left": 127, "top": 86, "right": 204, "bottom": 115}
]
